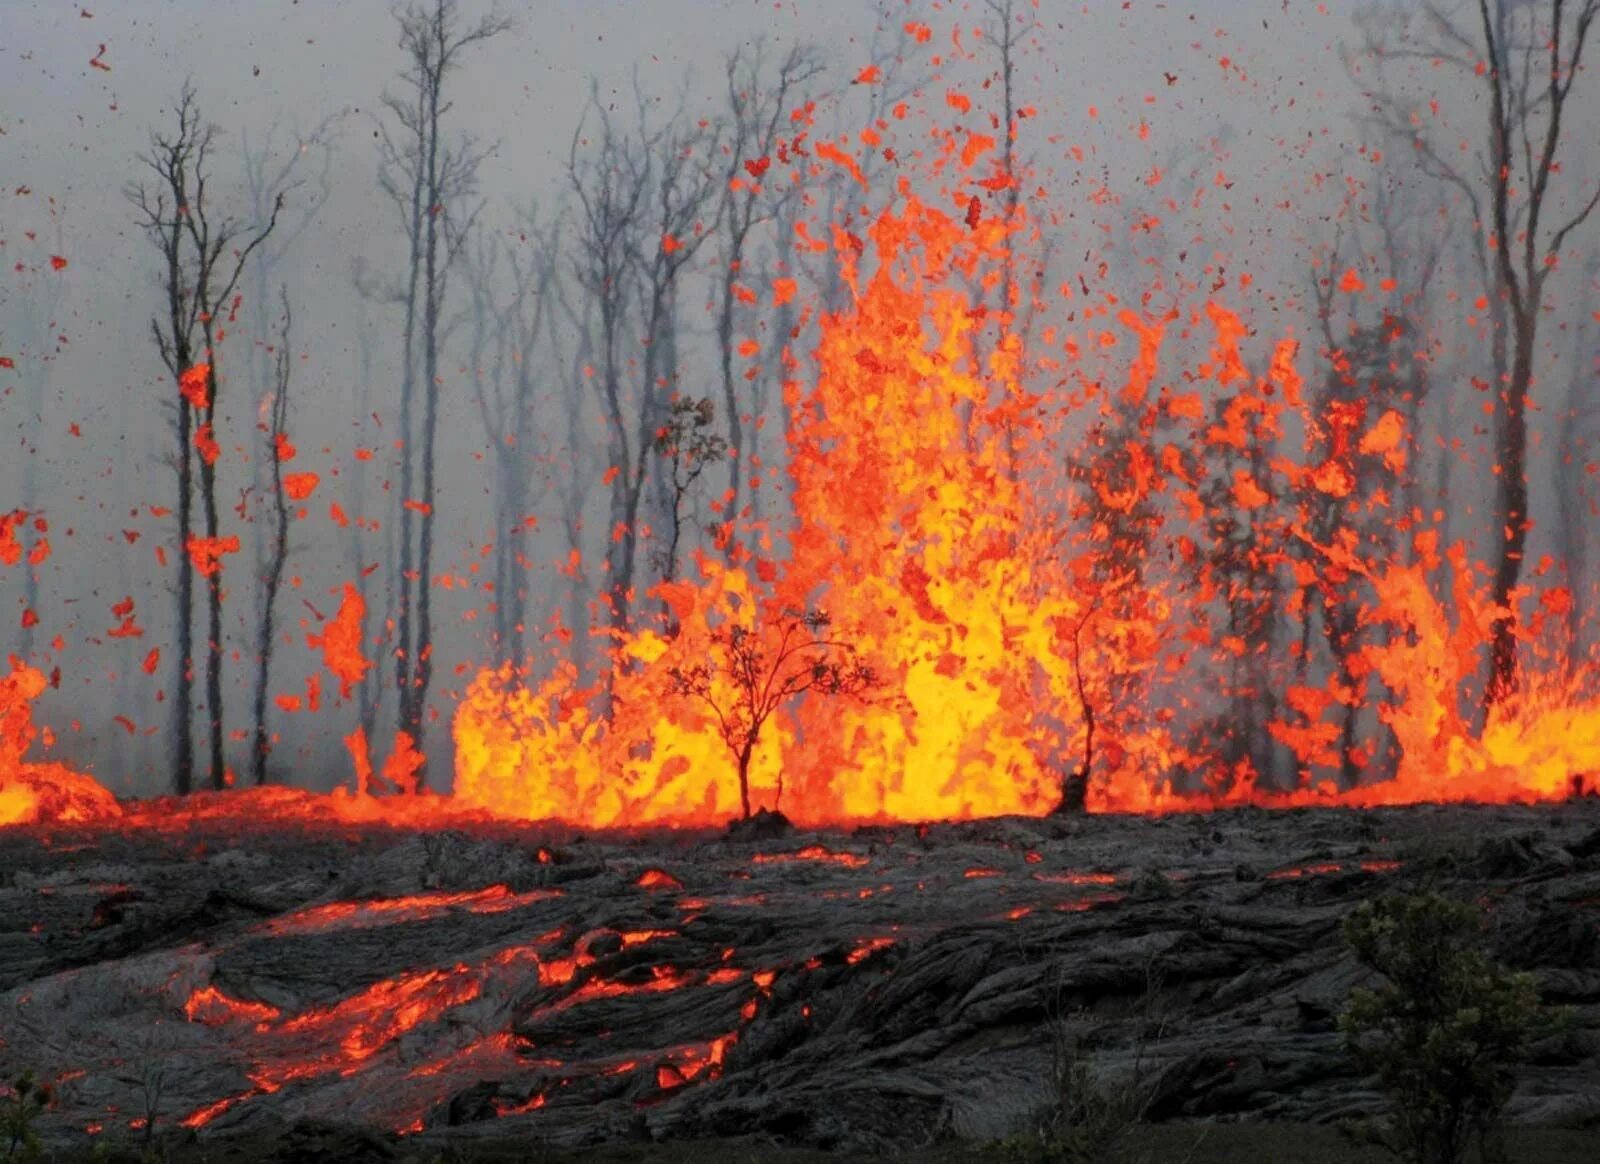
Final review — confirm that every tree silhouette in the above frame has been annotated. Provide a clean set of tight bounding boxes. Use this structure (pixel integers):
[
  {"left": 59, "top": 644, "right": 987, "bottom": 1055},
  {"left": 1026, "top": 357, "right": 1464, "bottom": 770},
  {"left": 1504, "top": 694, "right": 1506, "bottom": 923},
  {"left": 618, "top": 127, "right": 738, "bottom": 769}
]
[
  {"left": 654, "top": 396, "right": 729, "bottom": 589},
  {"left": 1354, "top": 0, "right": 1600, "bottom": 712},
  {"left": 374, "top": 0, "right": 509, "bottom": 772},
  {"left": 669, "top": 609, "right": 875, "bottom": 820},
  {"left": 129, "top": 83, "right": 285, "bottom": 793}
]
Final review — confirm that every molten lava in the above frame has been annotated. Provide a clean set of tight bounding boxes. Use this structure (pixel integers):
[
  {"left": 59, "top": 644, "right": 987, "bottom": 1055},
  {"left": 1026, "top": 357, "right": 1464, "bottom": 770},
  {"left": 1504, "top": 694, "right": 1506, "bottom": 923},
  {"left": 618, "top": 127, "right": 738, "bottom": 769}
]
[
  {"left": 4, "top": 59, "right": 1598, "bottom": 836},
  {"left": 0, "top": 661, "right": 119, "bottom": 826},
  {"left": 449, "top": 178, "right": 1600, "bottom": 826}
]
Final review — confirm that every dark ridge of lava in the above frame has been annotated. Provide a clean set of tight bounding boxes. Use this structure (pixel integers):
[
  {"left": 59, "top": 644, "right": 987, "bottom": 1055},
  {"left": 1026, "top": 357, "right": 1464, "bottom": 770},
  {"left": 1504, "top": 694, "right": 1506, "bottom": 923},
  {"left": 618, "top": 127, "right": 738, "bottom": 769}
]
[{"left": 0, "top": 802, "right": 1596, "bottom": 1155}]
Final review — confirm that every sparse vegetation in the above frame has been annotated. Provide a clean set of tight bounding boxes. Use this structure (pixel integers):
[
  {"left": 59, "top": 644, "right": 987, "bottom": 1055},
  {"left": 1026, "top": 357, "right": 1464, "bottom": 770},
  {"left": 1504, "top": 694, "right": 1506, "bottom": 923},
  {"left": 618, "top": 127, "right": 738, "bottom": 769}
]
[
  {"left": 1004, "top": 1043, "right": 1151, "bottom": 1164},
  {"left": 1, "top": 1070, "right": 49, "bottom": 1164},
  {"left": 668, "top": 607, "right": 876, "bottom": 819},
  {"left": 1004, "top": 952, "right": 1167, "bottom": 1164},
  {"left": 653, "top": 395, "right": 729, "bottom": 587},
  {"left": 1340, "top": 891, "right": 1553, "bottom": 1164}
]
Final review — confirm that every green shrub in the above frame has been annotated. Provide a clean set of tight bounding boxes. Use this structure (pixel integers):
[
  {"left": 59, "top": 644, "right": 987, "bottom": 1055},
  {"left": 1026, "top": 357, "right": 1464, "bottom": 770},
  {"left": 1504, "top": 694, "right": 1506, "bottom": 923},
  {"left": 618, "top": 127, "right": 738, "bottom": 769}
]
[
  {"left": 1339, "top": 892, "right": 1549, "bottom": 1164},
  {"left": 1, "top": 1070, "right": 49, "bottom": 1163}
]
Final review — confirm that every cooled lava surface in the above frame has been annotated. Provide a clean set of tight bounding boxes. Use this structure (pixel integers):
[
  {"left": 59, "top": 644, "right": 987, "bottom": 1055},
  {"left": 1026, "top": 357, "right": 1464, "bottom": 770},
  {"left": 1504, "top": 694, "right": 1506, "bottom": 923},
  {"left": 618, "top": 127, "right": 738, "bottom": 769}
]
[{"left": 1, "top": 802, "right": 1597, "bottom": 1154}]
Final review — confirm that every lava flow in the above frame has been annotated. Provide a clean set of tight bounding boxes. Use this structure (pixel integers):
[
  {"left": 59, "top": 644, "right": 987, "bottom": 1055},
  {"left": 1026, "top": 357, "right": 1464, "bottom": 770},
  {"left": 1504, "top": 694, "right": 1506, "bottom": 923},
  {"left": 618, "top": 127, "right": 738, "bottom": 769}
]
[
  {"left": 0, "top": 661, "right": 119, "bottom": 826},
  {"left": 452, "top": 186, "right": 1600, "bottom": 826}
]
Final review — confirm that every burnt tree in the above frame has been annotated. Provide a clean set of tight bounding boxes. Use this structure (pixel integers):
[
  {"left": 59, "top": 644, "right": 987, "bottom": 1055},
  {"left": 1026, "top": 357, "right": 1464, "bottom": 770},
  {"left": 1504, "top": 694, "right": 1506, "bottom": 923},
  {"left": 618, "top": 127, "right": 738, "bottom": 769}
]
[
  {"left": 669, "top": 608, "right": 875, "bottom": 821},
  {"left": 567, "top": 84, "right": 721, "bottom": 649},
  {"left": 129, "top": 83, "right": 284, "bottom": 793},
  {"left": 1355, "top": 0, "right": 1600, "bottom": 711},
  {"left": 0, "top": 212, "right": 69, "bottom": 664},
  {"left": 376, "top": 0, "right": 509, "bottom": 770},
  {"left": 462, "top": 207, "right": 562, "bottom": 670},
  {"left": 249, "top": 291, "right": 294, "bottom": 787},
  {"left": 713, "top": 43, "right": 822, "bottom": 552}
]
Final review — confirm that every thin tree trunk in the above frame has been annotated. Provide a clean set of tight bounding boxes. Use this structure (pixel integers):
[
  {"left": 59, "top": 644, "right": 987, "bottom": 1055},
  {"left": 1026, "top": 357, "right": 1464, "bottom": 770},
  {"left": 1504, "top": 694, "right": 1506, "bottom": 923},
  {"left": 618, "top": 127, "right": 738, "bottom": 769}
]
[
  {"left": 198, "top": 354, "right": 227, "bottom": 790},
  {"left": 173, "top": 397, "right": 197, "bottom": 796},
  {"left": 1487, "top": 313, "right": 1537, "bottom": 706},
  {"left": 251, "top": 297, "right": 292, "bottom": 786}
]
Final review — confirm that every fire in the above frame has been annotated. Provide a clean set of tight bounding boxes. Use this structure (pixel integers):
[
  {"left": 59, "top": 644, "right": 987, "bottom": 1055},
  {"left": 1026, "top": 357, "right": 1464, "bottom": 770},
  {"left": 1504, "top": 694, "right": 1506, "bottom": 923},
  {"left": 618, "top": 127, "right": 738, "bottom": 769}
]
[
  {"left": 3, "top": 45, "right": 1597, "bottom": 835},
  {"left": 259, "top": 884, "right": 562, "bottom": 937},
  {"left": 750, "top": 845, "right": 870, "bottom": 869},
  {"left": 244, "top": 963, "right": 488, "bottom": 1090},
  {"left": 309, "top": 583, "right": 372, "bottom": 699},
  {"left": 183, "top": 985, "right": 282, "bottom": 1026},
  {"left": 0, "top": 661, "right": 119, "bottom": 826},
  {"left": 444, "top": 175, "right": 1600, "bottom": 825}
]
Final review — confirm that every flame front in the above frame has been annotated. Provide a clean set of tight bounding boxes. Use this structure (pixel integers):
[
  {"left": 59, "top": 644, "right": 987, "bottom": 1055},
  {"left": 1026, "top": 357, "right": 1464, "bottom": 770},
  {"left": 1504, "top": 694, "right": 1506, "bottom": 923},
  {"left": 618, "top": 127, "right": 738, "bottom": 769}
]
[
  {"left": 451, "top": 184, "right": 1600, "bottom": 827},
  {"left": 2, "top": 47, "right": 1596, "bottom": 833}
]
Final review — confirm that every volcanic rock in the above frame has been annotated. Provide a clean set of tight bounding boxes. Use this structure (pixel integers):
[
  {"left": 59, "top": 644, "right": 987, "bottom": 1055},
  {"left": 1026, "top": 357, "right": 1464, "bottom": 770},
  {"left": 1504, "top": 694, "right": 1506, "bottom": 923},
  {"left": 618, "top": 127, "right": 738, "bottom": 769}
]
[
  {"left": 0, "top": 801, "right": 1596, "bottom": 1155},
  {"left": 725, "top": 806, "right": 794, "bottom": 841}
]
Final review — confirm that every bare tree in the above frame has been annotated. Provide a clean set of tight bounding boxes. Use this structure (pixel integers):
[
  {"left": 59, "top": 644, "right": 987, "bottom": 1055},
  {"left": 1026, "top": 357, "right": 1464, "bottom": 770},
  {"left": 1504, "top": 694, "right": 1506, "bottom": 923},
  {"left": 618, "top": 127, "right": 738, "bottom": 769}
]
[
  {"left": 978, "top": 0, "right": 1036, "bottom": 333},
  {"left": 249, "top": 290, "right": 294, "bottom": 787},
  {"left": 669, "top": 608, "right": 876, "bottom": 820},
  {"left": 1353, "top": 0, "right": 1600, "bottom": 710},
  {"left": 653, "top": 396, "right": 729, "bottom": 590},
  {"left": 239, "top": 115, "right": 340, "bottom": 670},
  {"left": 1552, "top": 250, "right": 1600, "bottom": 661},
  {"left": 375, "top": 0, "right": 509, "bottom": 769},
  {"left": 713, "top": 43, "right": 823, "bottom": 550},
  {"left": 346, "top": 289, "right": 388, "bottom": 737},
  {"left": 128, "top": 82, "right": 285, "bottom": 793},
  {"left": 0, "top": 210, "right": 69, "bottom": 662},
  {"left": 463, "top": 207, "right": 562, "bottom": 669},
  {"left": 566, "top": 80, "right": 722, "bottom": 649},
  {"left": 548, "top": 256, "right": 602, "bottom": 680}
]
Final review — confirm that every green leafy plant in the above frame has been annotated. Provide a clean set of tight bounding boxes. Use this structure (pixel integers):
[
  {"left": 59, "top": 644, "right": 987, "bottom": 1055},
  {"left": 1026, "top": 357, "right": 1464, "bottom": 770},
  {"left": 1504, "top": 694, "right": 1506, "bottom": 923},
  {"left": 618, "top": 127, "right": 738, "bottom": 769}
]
[
  {"left": 1340, "top": 891, "right": 1551, "bottom": 1164},
  {"left": 1, "top": 1070, "right": 50, "bottom": 1163}
]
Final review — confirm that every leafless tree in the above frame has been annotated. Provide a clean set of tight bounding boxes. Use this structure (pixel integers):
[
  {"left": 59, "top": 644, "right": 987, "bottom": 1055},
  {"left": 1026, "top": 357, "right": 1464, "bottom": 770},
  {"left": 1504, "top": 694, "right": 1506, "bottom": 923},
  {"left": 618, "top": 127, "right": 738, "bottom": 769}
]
[
  {"left": 374, "top": 0, "right": 510, "bottom": 769},
  {"left": 978, "top": 0, "right": 1038, "bottom": 331},
  {"left": 249, "top": 290, "right": 294, "bottom": 787},
  {"left": 0, "top": 211, "right": 69, "bottom": 662},
  {"left": 128, "top": 82, "right": 285, "bottom": 793},
  {"left": 548, "top": 255, "right": 602, "bottom": 680},
  {"left": 971, "top": 0, "right": 1049, "bottom": 486},
  {"left": 1552, "top": 250, "right": 1600, "bottom": 660},
  {"left": 239, "top": 114, "right": 341, "bottom": 659},
  {"left": 713, "top": 43, "right": 824, "bottom": 550},
  {"left": 567, "top": 79, "right": 722, "bottom": 649},
  {"left": 463, "top": 207, "right": 562, "bottom": 669},
  {"left": 345, "top": 288, "right": 388, "bottom": 736},
  {"left": 1353, "top": 0, "right": 1600, "bottom": 710},
  {"left": 669, "top": 608, "right": 876, "bottom": 820}
]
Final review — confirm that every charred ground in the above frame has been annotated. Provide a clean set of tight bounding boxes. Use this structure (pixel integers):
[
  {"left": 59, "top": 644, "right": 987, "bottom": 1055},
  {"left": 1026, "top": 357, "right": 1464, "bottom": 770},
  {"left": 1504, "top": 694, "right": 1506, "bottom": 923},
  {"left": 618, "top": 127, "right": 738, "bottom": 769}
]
[{"left": 1, "top": 802, "right": 1598, "bottom": 1161}]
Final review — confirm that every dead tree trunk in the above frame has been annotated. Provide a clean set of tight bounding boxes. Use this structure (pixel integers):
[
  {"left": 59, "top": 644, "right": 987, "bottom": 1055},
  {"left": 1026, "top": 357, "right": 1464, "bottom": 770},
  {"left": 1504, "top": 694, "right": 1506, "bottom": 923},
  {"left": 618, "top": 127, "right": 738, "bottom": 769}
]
[
  {"left": 714, "top": 45, "right": 822, "bottom": 554},
  {"left": 1354, "top": 0, "right": 1600, "bottom": 713},
  {"left": 464, "top": 209, "right": 560, "bottom": 670},
  {"left": 567, "top": 86, "right": 720, "bottom": 657},
  {"left": 250, "top": 292, "right": 293, "bottom": 787},
  {"left": 129, "top": 84, "right": 284, "bottom": 792},
  {"left": 377, "top": 0, "right": 508, "bottom": 772}
]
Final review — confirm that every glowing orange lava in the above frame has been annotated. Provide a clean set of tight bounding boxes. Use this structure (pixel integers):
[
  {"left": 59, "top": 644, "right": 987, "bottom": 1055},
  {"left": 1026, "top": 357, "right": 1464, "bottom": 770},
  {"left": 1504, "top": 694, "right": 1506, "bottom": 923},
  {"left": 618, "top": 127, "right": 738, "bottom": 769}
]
[
  {"left": 0, "top": 661, "right": 119, "bottom": 826},
  {"left": 5, "top": 73, "right": 1598, "bottom": 836},
  {"left": 448, "top": 175, "right": 1600, "bottom": 827}
]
